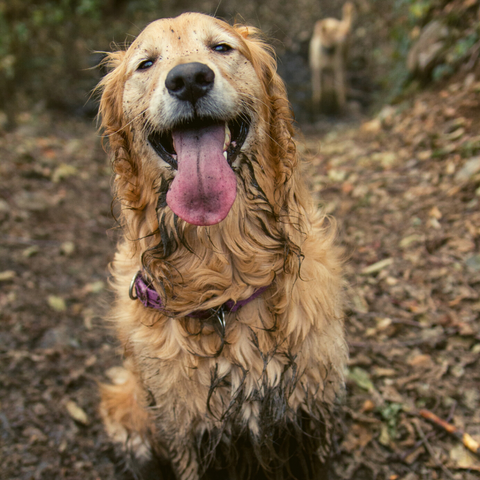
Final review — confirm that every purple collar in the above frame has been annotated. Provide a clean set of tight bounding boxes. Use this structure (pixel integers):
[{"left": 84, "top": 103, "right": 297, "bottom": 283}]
[{"left": 129, "top": 271, "right": 271, "bottom": 320}]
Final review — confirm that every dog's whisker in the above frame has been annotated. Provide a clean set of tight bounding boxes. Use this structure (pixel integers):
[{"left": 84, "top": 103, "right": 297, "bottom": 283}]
[{"left": 101, "top": 107, "right": 149, "bottom": 139}]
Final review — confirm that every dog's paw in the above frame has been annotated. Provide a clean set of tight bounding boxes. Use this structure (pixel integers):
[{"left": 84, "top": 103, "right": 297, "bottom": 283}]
[{"left": 100, "top": 366, "right": 152, "bottom": 461}]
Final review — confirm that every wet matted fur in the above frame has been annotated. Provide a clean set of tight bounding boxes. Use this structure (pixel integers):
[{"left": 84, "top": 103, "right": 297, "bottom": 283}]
[{"left": 97, "top": 12, "right": 347, "bottom": 480}]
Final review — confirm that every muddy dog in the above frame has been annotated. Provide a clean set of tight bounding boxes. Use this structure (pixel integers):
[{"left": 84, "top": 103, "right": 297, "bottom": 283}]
[
  {"left": 97, "top": 12, "right": 346, "bottom": 480},
  {"left": 309, "top": 2, "right": 354, "bottom": 114}
]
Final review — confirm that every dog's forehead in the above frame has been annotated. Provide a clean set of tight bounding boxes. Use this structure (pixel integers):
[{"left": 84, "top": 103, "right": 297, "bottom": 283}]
[
  {"left": 129, "top": 13, "right": 239, "bottom": 56},
  {"left": 322, "top": 19, "right": 341, "bottom": 31}
]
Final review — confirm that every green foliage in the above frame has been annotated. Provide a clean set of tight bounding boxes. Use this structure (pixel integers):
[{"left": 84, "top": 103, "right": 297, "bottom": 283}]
[
  {"left": 460, "top": 135, "right": 480, "bottom": 158},
  {"left": 408, "top": 0, "right": 431, "bottom": 22},
  {"left": 383, "top": 0, "right": 480, "bottom": 100},
  {"left": 378, "top": 402, "right": 403, "bottom": 439},
  {"left": 431, "top": 63, "right": 454, "bottom": 82},
  {"left": 0, "top": 0, "right": 173, "bottom": 126},
  {"left": 0, "top": 0, "right": 105, "bottom": 125},
  {"left": 451, "top": 32, "right": 478, "bottom": 60}
]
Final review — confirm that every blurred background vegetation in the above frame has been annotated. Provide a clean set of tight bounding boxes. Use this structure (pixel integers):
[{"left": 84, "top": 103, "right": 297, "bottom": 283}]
[{"left": 1, "top": 0, "right": 479, "bottom": 129}]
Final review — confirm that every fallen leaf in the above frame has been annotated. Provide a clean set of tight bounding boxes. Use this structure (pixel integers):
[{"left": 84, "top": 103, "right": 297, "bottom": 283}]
[
  {"left": 374, "top": 367, "right": 396, "bottom": 377},
  {"left": 83, "top": 280, "right": 105, "bottom": 294},
  {"left": 0, "top": 270, "right": 15, "bottom": 281},
  {"left": 449, "top": 443, "right": 480, "bottom": 470},
  {"left": 371, "top": 151, "right": 398, "bottom": 168},
  {"left": 52, "top": 163, "right": 78, "bottom": 183},
  {"left": 13, "top": 191, "right": 50, "bottom": 211},
  {"left": 361, "top": 118, "right": 382, "bottom": 134},
  {"left": 455, "top": 156, "right": 480, "bottom": 182},
  {"left": 47, "top": 295, "right": 67, "bottom": 312},
  {"left": 342, "top": 423, "right": 374, "bottom": 452},
  {"left": 0, "top": 199, "right": 10, "bottom": 215},
  {"left": 378, "top": 423, "right": 392, "bottom": 446},
  {"left": 22, "top": 245, "right": 39, "bottom": 258},
  {"left": 361, "top": 399, "right": 376, "bottom": 412},
  {"left": 443, "top": 127, "right": 465, "bottom": 141},
  {"left": 408, "top": 354, "right": 434, "bottom": 369},
  {"left": 376, "top": 317, "right": 393, "bottom": 331},
  {"left": 399, "top": 234, "right": 423, "bottom": 248},
  {"left": 328, "top": 169, "right": 347, "bottom": 182},
  {"left": 428, "top": 206, "right": 442, "bottom": 219},
  {"left": 361, "top": 258, "right": 394, "bottom": 275},
  {"left": 465, "top": 255, "right": 480, "bottom": 272},
  {"left": 60, "top": 241, "right": 75, "bottom": 256},
  {"left": 417, "top": 150, "right": 432, "bottom": 160},
  {"left": 404, "top": 445, "right": 425, "bottom": 465},
  {"left": 348, "top": 367, "right": 375, "bottom": 391},
  {"left": 65, "top": 400, "right": 89, "bottom": 425}
]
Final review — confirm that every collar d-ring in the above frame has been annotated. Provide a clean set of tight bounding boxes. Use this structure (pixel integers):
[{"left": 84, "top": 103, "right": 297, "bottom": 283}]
[{"left": 129, "top": 271, "right": 140, "bottom": 300}]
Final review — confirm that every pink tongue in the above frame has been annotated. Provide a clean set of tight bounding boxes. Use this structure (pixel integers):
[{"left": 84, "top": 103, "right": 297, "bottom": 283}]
[{"left": 166, "top": 124, "right": 237, "bottom": 226}]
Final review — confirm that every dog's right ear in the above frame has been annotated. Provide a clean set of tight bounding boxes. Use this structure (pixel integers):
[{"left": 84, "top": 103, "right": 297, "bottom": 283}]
[
  {"left": 342, "top": 2, "right": 355, "bottom": 29},
  {"left": 97, "top": 51, "right": 127, "bottom": 141},
  {"left": 234, "top": 25, "right": 297, "bottom": 186}
]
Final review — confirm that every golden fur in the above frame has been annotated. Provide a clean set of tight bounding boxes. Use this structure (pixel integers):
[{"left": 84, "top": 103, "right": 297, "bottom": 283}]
[
  {"left": 97, "top": 12, "right": 346, "bottom": 480},
  {"left": 309, "top": 2, "right": 354, "bottom": 114}
]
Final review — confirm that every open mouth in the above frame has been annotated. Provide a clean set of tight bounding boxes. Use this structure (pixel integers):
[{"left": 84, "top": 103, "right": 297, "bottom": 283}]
[
  {"left": 148, "top": 115, "right": 250, "bottom": 170},
  {"left": 147, "top": 115, "right": 250, "bottom": 226}
]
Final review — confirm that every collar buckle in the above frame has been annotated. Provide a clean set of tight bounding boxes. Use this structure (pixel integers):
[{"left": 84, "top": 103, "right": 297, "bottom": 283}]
[{"left": 129, "top": 271, "right": 141, "bottom": 300}]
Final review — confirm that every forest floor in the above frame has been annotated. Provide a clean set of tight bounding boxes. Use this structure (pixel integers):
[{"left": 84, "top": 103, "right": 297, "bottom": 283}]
[{"left": 1, "top": 75, "right": 480, "bottom": 480}]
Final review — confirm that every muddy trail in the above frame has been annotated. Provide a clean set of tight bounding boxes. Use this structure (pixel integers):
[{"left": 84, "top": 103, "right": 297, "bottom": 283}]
[{"left": 1, "top": 76, "right": 480, "bottom": 480}]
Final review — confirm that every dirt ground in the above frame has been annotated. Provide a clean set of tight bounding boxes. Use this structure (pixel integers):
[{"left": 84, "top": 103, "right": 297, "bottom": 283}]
[{"left": 1, "top": 75, "right": 480, "bottom": 479}]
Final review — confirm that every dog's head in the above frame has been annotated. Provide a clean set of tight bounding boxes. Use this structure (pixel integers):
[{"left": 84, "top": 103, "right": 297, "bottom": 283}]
[
  {"left": 99, "top": 13, "right": 296, "bottom": 227},
  {"left": 314, "top": 2, "right": 354, "bottom": 48},
  {"left": 315, "top": 19, "right": 349, "bottom": 48}
]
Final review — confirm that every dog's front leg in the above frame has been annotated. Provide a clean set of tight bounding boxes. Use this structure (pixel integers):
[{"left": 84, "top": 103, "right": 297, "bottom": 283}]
[
  {"left": 334, "top": 56, "right": 346, "bottom": 110},
  {"left": 312, "top": 65, "right": 322, "bottom": 111}
]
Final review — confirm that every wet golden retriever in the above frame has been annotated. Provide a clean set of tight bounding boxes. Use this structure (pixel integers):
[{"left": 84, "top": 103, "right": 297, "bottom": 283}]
[
  {"left": 97, "top": 12, "right": 346, "bottom": 480},
  {"left": 309, "top": 2, "right": 354, "bottom": 114}
]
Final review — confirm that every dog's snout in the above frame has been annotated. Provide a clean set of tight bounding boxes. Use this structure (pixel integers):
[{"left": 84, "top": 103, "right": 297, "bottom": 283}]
[{"left": 165, "top": 62, "right": 215, "bottom": 104}]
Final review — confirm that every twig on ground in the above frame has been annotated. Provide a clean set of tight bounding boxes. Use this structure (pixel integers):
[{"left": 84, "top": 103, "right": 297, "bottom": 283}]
[
  {"left": 413, "top": 419, "right": 455, "bottom": 480},
  {"left": 446, "top": 400, "right": 457, "bottom": 424},
  {"left": 400, "top": 430, "right": 436, "bottom": 462},
  {"left": 419, "top": 408, "right": 480, "bottom": 458}
]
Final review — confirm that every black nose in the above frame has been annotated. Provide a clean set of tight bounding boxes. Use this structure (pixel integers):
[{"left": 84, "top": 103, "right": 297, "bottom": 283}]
[{"left": 165, "top": 62, "right": 215, "bottom": 104}]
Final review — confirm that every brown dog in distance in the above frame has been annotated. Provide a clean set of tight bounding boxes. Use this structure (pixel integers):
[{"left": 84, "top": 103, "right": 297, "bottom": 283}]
[{"left": 309, "top": 2, "right": 354, "bottom": 114}]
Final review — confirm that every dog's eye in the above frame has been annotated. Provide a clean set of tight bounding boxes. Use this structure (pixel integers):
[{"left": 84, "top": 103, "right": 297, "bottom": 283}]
[
  {"left": 137, "top": 59, "right": 155, "bottom": 70},
  {"left": 212, "top": 44, "right": 232, "bottom": 53}
]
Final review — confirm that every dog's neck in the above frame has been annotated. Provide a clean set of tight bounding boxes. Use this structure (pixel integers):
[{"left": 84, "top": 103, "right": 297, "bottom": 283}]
[
  {"left": 130, "top": 270, "right": 271, "bottom": 317},
  {"left": 321, "top": 44, "right": 337, "bottom": 56}
]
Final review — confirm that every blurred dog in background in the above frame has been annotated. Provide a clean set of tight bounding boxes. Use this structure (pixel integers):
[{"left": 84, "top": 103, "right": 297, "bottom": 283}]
[{"left": 309, "top": 2, "right": 354, "bottom": 114}]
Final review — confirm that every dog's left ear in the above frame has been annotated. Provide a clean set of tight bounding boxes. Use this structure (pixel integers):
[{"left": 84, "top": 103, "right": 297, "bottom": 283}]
[
  {"left": 235, "top": 25, "right": 297, "bottom": 183},
  {"left": 97, "top": 51, "right": 128, "bottom": 148},
  {"left": 97, "top": 50, "right": 140, "bottom": 200}
]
